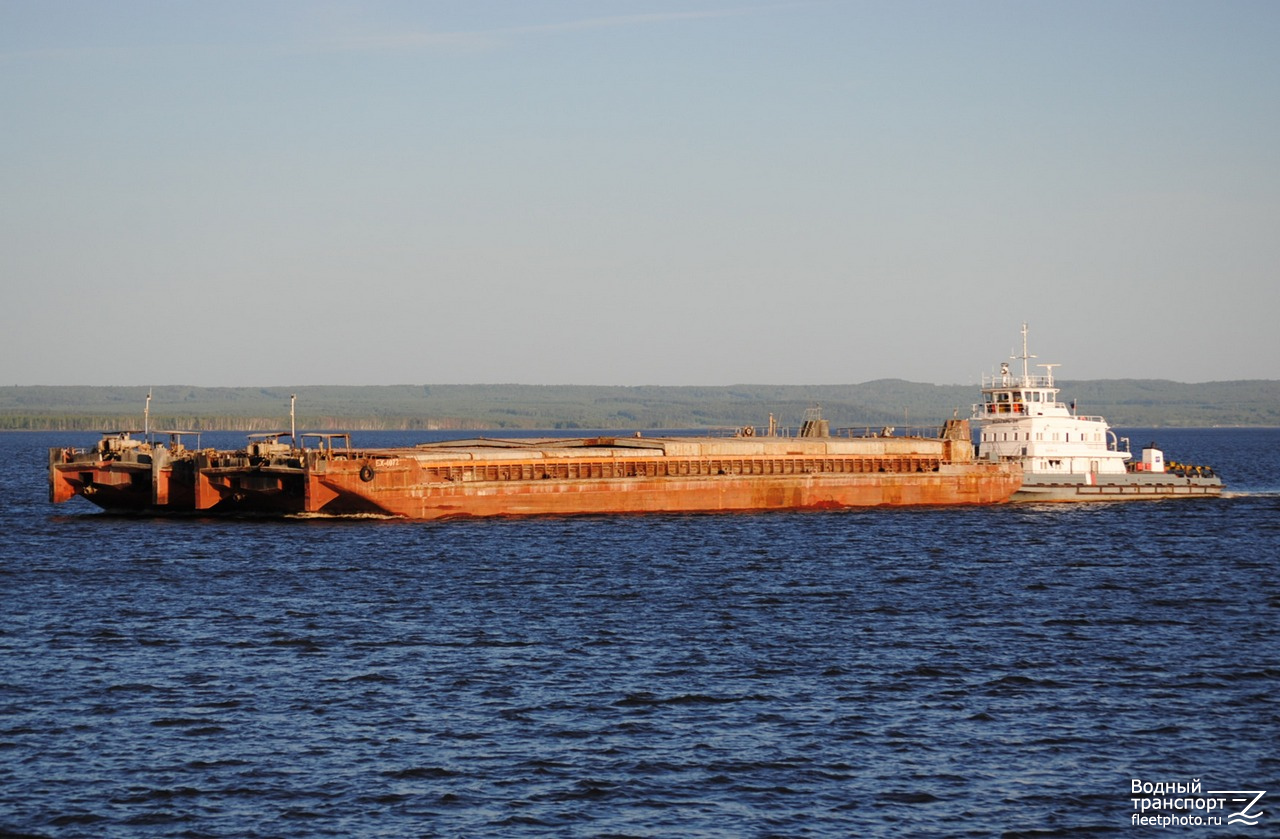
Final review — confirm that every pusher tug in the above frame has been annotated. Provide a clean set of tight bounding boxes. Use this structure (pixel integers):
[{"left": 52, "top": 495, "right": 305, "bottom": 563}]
[{"left": 972, "top": 324, "right": 1222, "bottom": 502}]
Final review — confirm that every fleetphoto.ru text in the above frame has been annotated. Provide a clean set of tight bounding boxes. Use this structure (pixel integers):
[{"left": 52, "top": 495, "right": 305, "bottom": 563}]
[{"left": 1131, "top": 779, "right": 1266, "bottom": 829}]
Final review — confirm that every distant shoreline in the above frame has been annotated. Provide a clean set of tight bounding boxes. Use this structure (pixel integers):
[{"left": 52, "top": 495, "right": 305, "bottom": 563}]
[
  {"left": 9, "top": 425, "right": 1280, "bottom": 435},
  {"left": 4, "top": 380, "right": 1278, "bottom": 430}
]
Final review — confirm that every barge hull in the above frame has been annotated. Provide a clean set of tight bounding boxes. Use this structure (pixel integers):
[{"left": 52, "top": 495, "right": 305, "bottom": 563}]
[
  {"left": 311, "top": 466, "right": 1019, "bottom": 520},
  {"left": 51, "top": 423, "right": 1023, "bottom": 519}
]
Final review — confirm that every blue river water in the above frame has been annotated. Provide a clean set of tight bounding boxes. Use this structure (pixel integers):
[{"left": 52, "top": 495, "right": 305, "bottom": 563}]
[{"left": 1, "top": 428, "right": 1277, "bottom": 837}]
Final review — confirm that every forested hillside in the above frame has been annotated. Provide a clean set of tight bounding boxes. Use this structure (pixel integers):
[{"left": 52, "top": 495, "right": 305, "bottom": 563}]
[{"left": 2, "top": 380, "right": 1276, "bottom": 431}]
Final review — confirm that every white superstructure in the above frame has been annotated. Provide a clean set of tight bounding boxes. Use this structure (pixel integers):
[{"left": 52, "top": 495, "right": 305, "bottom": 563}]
[{"left": 972, "top": 324, "right": 1132, "bottom": 480}]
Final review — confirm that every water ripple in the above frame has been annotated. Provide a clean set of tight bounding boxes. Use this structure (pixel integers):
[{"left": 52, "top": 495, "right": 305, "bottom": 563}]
[{"left": 1, "top": 430, "right": 1277, "bottom": 836}]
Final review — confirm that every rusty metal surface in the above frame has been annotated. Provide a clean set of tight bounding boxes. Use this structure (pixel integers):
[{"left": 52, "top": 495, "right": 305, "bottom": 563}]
[
  {"left": 50, "top": 425, "right": 1023, "bottom": 519},
  {"left": 311, "top": 463, "right": 1021, "bottom": 520},
  {"left": 300, "top": 433, "right": 1021, "bottom": 518}
]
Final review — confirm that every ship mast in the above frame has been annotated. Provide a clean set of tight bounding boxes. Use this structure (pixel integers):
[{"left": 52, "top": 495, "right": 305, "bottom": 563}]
[{"left": 1013, "top": 322, "right": 1036, "bottom": 385}]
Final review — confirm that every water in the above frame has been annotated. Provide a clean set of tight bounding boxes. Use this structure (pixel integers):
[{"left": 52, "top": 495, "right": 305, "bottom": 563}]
[{"left": 2, "top": 429, "right": 1278, "bottom": 837}]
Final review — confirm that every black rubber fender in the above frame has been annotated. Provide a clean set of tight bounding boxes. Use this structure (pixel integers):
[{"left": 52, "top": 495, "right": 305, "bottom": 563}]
[{"left": 359, "top": 464, "right": 376, "bottom": 482}]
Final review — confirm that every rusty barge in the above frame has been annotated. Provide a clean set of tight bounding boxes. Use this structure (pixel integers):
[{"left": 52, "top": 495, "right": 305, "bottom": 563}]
[{"left": 50, "top": 418, "right": 1021, "bottom": 519}]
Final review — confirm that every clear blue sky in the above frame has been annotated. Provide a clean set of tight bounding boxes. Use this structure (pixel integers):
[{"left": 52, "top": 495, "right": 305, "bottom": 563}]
[{"left": 3, "top": 1, "right": 1278, "bottom": 386}]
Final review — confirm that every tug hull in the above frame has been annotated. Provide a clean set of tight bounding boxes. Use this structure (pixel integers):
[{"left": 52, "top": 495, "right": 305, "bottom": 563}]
[{"left": 1012, "top": 472, "right": 1222, "bottom": 502}]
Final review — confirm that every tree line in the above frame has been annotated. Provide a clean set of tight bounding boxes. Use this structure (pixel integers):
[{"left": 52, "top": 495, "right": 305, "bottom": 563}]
[{"left": 2, "top": 379, "right": 1277, "bottom": 430}]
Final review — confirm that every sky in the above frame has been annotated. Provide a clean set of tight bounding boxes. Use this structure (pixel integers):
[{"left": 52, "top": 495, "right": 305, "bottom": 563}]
[{"left": 3, "top": 0, "right": 1278, "bottom": 387}]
